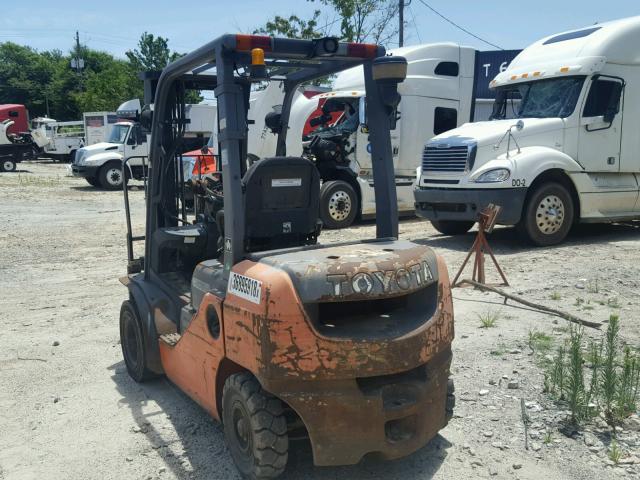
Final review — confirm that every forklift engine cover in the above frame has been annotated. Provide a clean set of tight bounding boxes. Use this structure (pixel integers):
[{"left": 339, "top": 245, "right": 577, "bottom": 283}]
[{"left": 183, "top": 239, "right": 454, "bottom": 466}]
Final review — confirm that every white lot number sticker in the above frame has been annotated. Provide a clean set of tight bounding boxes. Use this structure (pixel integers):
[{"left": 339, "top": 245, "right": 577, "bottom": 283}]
[
  {"left": 228, "top": 272, "right": 262, "bottom": 304},
  {"left": 272, "top": 178, "right": 302, "bottom": 187}
]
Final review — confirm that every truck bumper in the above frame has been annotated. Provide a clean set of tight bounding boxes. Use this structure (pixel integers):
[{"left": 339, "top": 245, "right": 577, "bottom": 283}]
[
  {"left": 414, "top": 186, "right": 527, "bottom": 225},
  {"left": 265, "top": 347, "right": 452, "bottom": 466},
  {"left": 71, "top": 164, "right": 100, "bottom": 179}
]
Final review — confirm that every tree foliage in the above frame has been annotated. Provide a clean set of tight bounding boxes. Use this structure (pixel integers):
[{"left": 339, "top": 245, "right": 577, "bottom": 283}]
[
  {"left": 312, "top": 0, "right": 399, "bottom": 44},
  {"left": 125, "top": 32, "right": 181, "bottom": 72},
  {"left": 0, "top": 31, "right": 197, "bottom": 121},
  {"left": 254, "top": 10, "right": 324, "bottom": 39}
]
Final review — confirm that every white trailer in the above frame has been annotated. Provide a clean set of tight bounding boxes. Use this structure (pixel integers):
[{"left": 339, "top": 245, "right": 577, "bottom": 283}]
[
  {"left": 249, "top": 43, "right": 520, "bottom": 228},
  {"left": 83, "top": 111, "right": 118, "bottom": 146},
  {"left": 415, "top": 16, "right": 640, "bottom": 246}
]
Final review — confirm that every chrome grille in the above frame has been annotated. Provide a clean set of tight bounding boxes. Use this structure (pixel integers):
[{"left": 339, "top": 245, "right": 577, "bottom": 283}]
[{"left": 422, "top": 145, "right": 469, "bottom": 173}]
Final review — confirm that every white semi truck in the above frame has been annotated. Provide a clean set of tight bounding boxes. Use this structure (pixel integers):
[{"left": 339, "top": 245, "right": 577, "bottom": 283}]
[
  {"left": 249, "top": 43, "right": 520, "bottom": 228},
  {"left": 72, "top": 99, "right": 216, "bottom": 189},
  {"left": 415, "top": 16, "right": 640, "bottom": 246}
]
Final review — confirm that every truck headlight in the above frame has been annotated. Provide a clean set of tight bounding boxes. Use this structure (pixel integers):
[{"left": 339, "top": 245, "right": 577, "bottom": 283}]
[{"left": 474, "top": 168, "right": 510, "bottom": 183}]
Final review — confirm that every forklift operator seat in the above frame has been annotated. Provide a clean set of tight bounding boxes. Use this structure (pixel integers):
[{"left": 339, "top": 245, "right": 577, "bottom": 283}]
[{"left": 242, "top": 156, "right": 321, "bottom": 252}]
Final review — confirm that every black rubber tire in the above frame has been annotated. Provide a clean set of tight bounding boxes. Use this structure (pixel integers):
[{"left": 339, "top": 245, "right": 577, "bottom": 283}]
[
  {"left": 222, "top": 372, "right": 288, "bottom": 480},
  {"left": 516, "top": 182, "right": 574, "bottom": 246},
  {"left": 85, "top": 177, "right": 99, "bottom": 187},
  {"left": 431, "top": 220, "right": 474, "bottom": 236},
  {"left": 319, "top": 180, "right": 358, "bottom": 229},
  {"left": 1, "top": 158, "right": 17, "bottom": 172},
  {"left": 99, "top": 161, "right": 127, "bottom": 190},
  {"left": 119, "top": 300, "right": 157, "bottom": 382},
  {"left": 445, "top": 378, "right": 455, "bottom": 422}
]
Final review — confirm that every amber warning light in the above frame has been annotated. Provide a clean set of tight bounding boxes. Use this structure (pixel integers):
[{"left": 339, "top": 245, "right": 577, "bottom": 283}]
[{"left": 249, "top": 47, "right": 268, "bottom": 81}]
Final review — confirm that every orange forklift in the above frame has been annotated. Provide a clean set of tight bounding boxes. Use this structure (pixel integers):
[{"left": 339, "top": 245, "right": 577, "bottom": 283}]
[{"left": 119, "top": 33, "right": 455, "bottom": 479}]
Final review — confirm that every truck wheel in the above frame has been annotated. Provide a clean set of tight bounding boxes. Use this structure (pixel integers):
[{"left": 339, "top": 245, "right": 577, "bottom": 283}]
[
  {"left": 85, "top": 177, "right": 99, "bottom": 187},
  {"left": 431, "top": 220, "right": 474, "bottom": 236},
  {"left": 99, "top": 161, "right": 127, "bottom": 190},
  {"left": 222, "top": 373, "right": 288, "bottom": 480},
  {"left": 320, "top": 180, "right": 358, "bottom": 229},
  {"left": 119, "top": 300, "right": 157, "bottom": 382},
  {"left": 517, "top": 182, "right": 574, "bottom": 246},
  {"left": 1, "top": 159, "right": 17, "bottom": 172}
]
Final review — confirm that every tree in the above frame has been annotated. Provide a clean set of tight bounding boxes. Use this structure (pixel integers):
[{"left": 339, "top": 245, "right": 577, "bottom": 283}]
[
  {"left": 125, "top": 32, "right": 179, "bottom": 72},
  {"left": 126, "top": 32, "right": 201, "bottom": 103},
  {"left": 310, "top": 0, "right": 399, "bottom": 44},
  {"left": 254, "top": 10, "right": 324, "bottom": 39}
]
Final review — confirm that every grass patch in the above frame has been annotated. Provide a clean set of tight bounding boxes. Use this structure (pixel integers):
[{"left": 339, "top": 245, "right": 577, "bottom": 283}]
[
  {"left": 550, "top": 291, "right": 561, "bottom": 301},
  {"left": 542, "top": 314, "right": 640, "bottom": 427},
  {"left": 478, "top": 310, "right": 500, "bottom": 329},
  {"left": 529, "top": 330, "right": 553, "bottom": 354},
  {"left": 609, "top": 440, "right": 622, "bottom": 464}
]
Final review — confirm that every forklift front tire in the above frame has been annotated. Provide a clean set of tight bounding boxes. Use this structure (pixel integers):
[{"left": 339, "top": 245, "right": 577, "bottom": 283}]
[
  {"left": 222, "top": 373, "right": 288, "bottom": 480},
  {"left": 119, "top": 300, "right": 157, "bottom": 383}
]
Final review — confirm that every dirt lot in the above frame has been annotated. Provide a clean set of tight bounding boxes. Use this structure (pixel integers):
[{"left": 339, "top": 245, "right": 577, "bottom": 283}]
[{"left": 1, "top": 160, "right": 639, "bottom": 480}]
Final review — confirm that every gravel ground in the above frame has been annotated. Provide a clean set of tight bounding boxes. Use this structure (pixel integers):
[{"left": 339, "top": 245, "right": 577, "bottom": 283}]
[{"left": 1, "top": 160, "right": 639, "bottom": 480}]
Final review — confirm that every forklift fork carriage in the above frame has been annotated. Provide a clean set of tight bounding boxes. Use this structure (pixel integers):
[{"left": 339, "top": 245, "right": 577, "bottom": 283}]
[{"left": 120, "top": 33, "right": 455, "bottom": 476}]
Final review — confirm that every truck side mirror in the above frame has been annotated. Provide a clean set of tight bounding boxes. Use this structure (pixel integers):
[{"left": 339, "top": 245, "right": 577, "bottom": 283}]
[
  {"left": 140, "top": 106, "right": 153, "bottom": 131},
  {"left": 372, "top": 56, "right": 407, "bottom": 130},
  {"left": 603, "top": 82, "right": 623, "bottom": 124}
]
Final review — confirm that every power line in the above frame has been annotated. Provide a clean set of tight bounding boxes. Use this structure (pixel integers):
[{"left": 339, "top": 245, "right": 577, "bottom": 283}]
[
  {"left": 409, "top": 5, "right": 423, "bottom": 43},
  {"left": 414, "top": 0, "right": 503, "bottom": 50}
]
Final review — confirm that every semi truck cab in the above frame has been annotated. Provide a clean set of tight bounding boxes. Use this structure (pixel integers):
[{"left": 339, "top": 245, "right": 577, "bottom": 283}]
[{"left": 415, "top": 16, "right": 640, "bottom": 246}]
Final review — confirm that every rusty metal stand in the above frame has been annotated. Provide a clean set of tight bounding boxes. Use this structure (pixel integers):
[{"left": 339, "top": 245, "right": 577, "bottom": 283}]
[{"left": 452, "top": 205, "right": 509, "bottom": 287}]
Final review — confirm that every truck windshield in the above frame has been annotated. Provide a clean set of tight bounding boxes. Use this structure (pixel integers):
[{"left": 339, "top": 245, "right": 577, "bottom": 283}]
[
  {"left": 108, "top": 124, "right": 130, "bottom": 144},
  {"left": 494, "top": 76, "right": 585, "bottom": 119}
]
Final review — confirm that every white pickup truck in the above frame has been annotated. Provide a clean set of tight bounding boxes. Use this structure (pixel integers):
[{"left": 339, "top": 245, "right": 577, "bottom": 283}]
[
  {"left": 415, "top": 16, "right": 640, "bottom": 246},
  {"left": 72, "top": 100, "right": 215, "bottom": 189}
]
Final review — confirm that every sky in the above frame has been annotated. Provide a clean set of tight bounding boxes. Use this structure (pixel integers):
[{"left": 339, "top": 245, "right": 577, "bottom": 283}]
[{"left": 0, "top": 0, "right": 638, "bottom": 57}]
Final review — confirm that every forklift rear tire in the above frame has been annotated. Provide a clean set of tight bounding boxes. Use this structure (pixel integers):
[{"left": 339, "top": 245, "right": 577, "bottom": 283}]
[
  {"left": 119, "top": 300, "right": 157, "bottom": 382},
  {"left": 99, "top": 161, "right": 128, "bottom": 190},
  {"left": 1, "top": 159, "right": 17, "bottom": 172},
  {"left": 222, "top": 372, "right": 288, "bottom": 480},
  {"left": 320, "top": 180, "right": 358, "bottom": 229},
  {"left": 85, "top": 177, "right": 99, "bottom": 187},
  {"left": 431, "top": 220, "right": 474, "bottom": 236}
]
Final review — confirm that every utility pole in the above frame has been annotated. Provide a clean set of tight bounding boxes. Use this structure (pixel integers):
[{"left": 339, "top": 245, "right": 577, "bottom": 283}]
[
  {"left": 399, "top": 0, "right": 404, "bottom": 47},
  {"left": 71, "top": 31, "right": 85, "bottom": 90},
  {"left": 399, "top": 0, "right": 411, "bottom": 47}
]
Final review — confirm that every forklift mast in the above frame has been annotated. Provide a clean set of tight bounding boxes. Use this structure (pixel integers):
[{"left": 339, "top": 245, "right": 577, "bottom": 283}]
[{"left": 145, "top": 35, "right": 404, "bottom": 280}]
